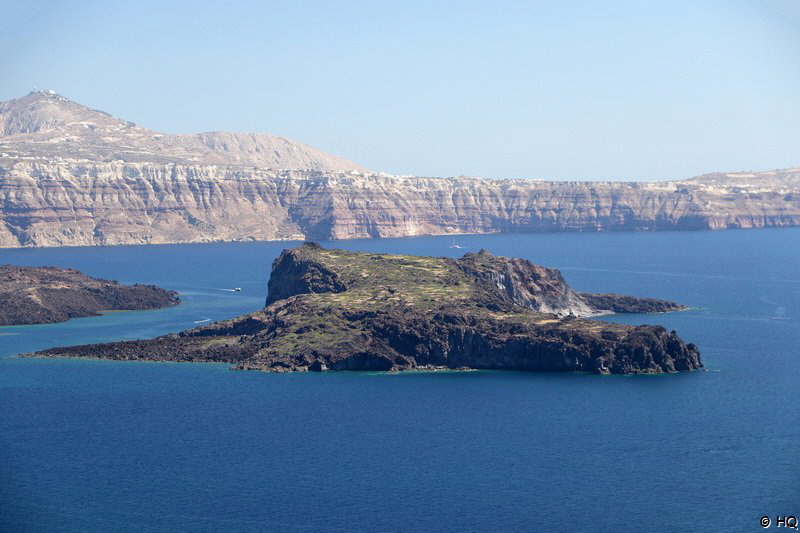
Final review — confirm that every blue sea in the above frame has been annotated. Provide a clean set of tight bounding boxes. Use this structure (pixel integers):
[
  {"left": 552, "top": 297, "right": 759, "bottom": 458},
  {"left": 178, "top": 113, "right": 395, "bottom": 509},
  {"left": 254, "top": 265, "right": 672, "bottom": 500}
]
[{"left": 1, "top": 229, "right": 799, "bottom": 532}]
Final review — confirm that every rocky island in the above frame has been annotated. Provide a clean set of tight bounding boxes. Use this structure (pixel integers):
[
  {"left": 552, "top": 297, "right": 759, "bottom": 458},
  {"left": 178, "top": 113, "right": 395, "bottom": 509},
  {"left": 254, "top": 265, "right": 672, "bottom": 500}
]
[
  {"left": 29, "top": 244, "right": 701, "bottom": 374},
  {"left": 0, "top": 265, "right": 179, "bottom": 325}
]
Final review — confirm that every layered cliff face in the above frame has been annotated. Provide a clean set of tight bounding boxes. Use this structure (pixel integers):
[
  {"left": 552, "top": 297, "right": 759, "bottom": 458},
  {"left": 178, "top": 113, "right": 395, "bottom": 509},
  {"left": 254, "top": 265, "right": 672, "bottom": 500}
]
[
  {"left": 30, "top": 244, "right": 701, "bottom": 374},
  {"left": 0, "top": 265, "right": 179, "bottom": 325},
  {"left": 1, "top": 159, "right": 799, "bottom": 248},
  {"left": 0, "top": 91, "right": 798, "bottom": 248}
]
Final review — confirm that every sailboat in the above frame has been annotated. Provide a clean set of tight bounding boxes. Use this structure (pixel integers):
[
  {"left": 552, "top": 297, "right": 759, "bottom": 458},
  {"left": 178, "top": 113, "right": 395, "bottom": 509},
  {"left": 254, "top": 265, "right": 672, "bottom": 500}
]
[{"left": 449, "top": 237, "right": 463, "bottom": 249}]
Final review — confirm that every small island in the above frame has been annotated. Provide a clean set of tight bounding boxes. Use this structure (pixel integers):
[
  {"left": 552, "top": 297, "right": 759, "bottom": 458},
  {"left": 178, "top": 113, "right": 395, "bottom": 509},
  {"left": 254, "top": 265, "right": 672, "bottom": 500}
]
[
  {"left": 28, "top": 244, "right": 701, "bottom": 374},
  {"left": 0, "top": 265, "right": 180, "bottom": 326}
]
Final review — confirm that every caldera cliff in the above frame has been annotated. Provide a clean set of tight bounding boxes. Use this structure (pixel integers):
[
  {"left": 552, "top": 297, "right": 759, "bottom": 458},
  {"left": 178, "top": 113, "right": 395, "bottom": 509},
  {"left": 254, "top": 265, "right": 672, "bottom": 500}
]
[
  {"left": 29, "top": 244, "right": 702, "bottom": 374},
  {"left": 1, "top": 91, "right": 799, "bottom": 248}
]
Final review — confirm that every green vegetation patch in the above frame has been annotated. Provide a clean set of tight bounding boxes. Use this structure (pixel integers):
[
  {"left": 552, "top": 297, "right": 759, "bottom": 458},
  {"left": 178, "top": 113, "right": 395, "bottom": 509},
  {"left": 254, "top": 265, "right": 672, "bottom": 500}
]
[{"left": 309, "top": 249, "right": 475, "bottom": 310}]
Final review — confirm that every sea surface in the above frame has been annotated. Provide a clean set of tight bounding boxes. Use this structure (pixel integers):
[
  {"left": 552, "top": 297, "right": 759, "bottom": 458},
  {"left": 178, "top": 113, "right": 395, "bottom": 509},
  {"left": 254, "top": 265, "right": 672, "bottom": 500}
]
[{"left": 1, "top": 229, "right": 799, "bottom": 532}]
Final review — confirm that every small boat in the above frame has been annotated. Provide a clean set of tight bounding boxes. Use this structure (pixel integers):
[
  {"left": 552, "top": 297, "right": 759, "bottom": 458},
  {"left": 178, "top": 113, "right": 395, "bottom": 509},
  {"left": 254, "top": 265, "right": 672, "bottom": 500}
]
[
  {"left": 449, "top": 237, "right": 463, "bottom": 249},
  {"left": 232, "top": 287, "right": 242, "bottom": 292}
]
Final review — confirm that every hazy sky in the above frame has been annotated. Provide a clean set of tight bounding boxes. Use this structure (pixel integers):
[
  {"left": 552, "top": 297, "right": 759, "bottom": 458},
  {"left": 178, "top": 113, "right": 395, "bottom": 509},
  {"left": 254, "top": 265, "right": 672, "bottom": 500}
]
[{"left": 2, "top": 0, "right": 799, "bottom": 180}]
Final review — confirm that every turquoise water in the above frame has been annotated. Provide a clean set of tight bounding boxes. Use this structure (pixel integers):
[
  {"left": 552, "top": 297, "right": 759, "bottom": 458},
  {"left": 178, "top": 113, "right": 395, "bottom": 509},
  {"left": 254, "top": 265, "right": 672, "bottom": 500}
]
[{"left": 1, "top": 229, "right": 799, "bottom": 531}]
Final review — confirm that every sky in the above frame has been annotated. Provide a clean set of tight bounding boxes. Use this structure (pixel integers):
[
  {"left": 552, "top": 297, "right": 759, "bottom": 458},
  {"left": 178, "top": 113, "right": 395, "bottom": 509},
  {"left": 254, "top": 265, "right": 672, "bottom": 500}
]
[{"left": 1, "top": 0, "right": 799, "bottom": 180}]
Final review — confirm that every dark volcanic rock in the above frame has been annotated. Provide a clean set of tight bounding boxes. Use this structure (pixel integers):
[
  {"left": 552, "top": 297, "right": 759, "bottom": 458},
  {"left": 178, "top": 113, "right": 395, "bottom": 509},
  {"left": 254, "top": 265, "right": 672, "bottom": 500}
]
[
  {"left": 456, "top": 250, "right": 685, "bottom": 316},
  {"left": 456, "top": 249, "right": 588, "bottom": 314},
  {"left": 578, "top": 293, "right": 684, "bottom": 314},
  {"left": 265, "top": 242, "right": 348, "bottom": 306},
  {"left": 0, "top": 265, "right": 179, "bottom": 325},
  {"left": 29, "top": 245, "right": 701, "bottom": 375}
]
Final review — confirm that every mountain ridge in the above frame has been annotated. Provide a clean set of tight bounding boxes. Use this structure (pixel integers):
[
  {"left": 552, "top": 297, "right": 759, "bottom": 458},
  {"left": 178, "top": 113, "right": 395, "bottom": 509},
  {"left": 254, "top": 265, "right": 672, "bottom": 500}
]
[{"left": 0, "top": 90, "right": 367, "bottom": 172}]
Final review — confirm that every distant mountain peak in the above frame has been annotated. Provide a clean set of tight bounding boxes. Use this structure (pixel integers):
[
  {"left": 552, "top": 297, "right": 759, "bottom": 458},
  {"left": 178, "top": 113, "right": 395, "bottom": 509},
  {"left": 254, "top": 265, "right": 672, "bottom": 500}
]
[
  {"left": 0, "top": 92, "right": 367, "bottom": 172},
  {"left": 0, "top": 90, "right": 130, "bottom": 136},
  {"left": 29, "top": 89, "right": 63, "bottom": 98}
]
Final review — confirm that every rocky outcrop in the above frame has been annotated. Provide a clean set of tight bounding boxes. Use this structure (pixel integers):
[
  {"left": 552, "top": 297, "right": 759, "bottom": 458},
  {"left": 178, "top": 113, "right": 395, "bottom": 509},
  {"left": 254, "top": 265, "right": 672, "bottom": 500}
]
[
  {"left": 29, "top": 244, "right": 701, "bottom": 374},
  {"left": 457, "top": 249, "right": 594, "bottom": 315},
  {"left": 578, "top": 293, "right": 686, "bottom": 314},
  {"left": 0, "top": 265, "right": 179, "bottom": 325},
  {"left": 1, "top": 91, "right": 797, "bottom": 248},
  {"left": 265, "top": 242, "right": 348, "bottom": 305},
  {"left": 457, "top": 249, "right": 683, "bottom": 316}
]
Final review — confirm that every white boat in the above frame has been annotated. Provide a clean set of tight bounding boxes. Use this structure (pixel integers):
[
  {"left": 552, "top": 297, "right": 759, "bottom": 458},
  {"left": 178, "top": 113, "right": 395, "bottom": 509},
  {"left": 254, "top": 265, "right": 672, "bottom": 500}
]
[{"left": 449, "top": 237, "right": 463, "bottom": 249}]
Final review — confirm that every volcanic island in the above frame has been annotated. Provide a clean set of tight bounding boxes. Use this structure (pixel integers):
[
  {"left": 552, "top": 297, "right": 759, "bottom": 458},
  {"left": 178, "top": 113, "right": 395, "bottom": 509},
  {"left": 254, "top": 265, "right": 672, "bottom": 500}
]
[
  {"left": 26, "top": 243, "right": 701, "bottom": 374},
  {"left": 1, "top": 265, "right": 179, "bottom": 326}
]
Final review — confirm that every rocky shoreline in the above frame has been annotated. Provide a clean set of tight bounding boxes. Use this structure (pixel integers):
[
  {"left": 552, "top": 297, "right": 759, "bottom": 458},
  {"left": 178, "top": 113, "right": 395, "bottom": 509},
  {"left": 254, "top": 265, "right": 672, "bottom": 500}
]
[{"left": 28, "top": 244, "right": 701, "bottom": 374}]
